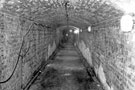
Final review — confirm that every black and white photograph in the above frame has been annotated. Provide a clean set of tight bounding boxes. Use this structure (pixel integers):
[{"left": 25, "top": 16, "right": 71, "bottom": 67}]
[{"left": 0, "top": 0, "right": 135, "bottom": 90}]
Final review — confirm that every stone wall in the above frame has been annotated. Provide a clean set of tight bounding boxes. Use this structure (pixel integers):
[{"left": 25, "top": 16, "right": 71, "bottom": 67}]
[
  {"left": 77, "top": 32, "right": 93, "bottom": 67},
  {"left": 77, "top": 20, "right": 135, "bottom": 90},
  {"left": 0, "top": 12, "right": 56, "bottom": 90},
  {"left": 0, "top": 12, "right": 22, "bottom": 90}
]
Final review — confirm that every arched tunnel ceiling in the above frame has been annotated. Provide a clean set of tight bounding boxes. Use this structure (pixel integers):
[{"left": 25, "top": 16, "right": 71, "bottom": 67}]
[
  {"left": 56, "top": 25, "right": 79, "bottom": 31},
  {"left": 0, "top": 0, "right": 128, "bottom": 29}
]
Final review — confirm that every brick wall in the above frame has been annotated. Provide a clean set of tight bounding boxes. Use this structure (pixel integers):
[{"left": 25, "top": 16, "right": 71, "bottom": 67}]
[
  {"left": 0, "top": 12, "right": 56, "bottom": 90},
  {"left": 77, "top": 20, "right": 135, "bottom": 90}
]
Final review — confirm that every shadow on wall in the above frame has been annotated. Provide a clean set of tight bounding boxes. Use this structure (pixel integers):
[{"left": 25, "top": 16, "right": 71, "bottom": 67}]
[
  {"left": 77, "top": 40, "right": 113, "bottom": 90},
  {"left": 48, "top": 41, "right": 56, "bottom": 59}
]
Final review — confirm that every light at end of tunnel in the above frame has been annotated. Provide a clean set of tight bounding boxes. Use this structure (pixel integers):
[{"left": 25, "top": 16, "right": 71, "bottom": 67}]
[
  {"left": 88, "top": 26, "right": 91, "bottom": 32},
  {"left": 69, "top": 29, "right": 72, "bottom": 32},
  {"left": 120, "top": 14, "right": 133, "bottom": 32},
  {"left": 66, "top": 34, "right": 68, "bottom": 36},
  {"left": 74, "top": 28, "right": 79, "bottom": 34},
  {"left": 80, "top": 29, "right": 82, "bottom": 32}
]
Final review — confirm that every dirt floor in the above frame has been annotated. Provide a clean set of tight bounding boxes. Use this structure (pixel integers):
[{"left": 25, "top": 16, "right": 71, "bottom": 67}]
[{"left": 29, "top": 43, "right": 103, "bottom": 90}]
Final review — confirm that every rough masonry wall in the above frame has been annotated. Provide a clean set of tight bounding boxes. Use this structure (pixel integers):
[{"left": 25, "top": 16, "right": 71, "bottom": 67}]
[
  {"left": 77, "top": 32, "right": 93, "bottom": 67},
  {"left": 0, "top": 12, "right": 56, "bottom": 90},
  {"left": 21, "top": 21, "right": 56, "bottom": 89},
  {"left": 92, "top": 24, "right": 135, "bottom": 90},
  {"left": 78, "top": 21, "right": 135, "bottom": 90},
  {"left": 0, "top": 12, "right": 22, "bottom": 90}
]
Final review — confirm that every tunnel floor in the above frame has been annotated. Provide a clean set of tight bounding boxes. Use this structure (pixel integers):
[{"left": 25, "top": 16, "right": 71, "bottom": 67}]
[{"left": 29, "top": 42, "right": 103, "bottom": 90}]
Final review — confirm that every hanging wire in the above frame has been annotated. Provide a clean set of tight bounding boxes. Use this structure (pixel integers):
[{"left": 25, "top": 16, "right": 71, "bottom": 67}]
[
  {"left": 0, "top": 23, "right": 34, "bottom": 84},
  {"left": 64, "top": 0, "right": 69, "bottom": 29}
]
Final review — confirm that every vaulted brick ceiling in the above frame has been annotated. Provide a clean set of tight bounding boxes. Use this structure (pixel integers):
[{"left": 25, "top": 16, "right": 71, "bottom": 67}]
[{"left": 0, "top": 0, "right": 125, "bottom": 29}]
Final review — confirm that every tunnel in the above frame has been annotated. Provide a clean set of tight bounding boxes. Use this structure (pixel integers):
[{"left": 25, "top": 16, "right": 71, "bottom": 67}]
[{"left": 0, "top": 0, "right": 135, "bottom": 90}]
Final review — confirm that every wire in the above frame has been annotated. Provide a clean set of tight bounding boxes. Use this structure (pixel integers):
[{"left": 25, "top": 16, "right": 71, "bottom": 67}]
[
  {"left": 0, "top": 23, "right": 34, "bottom": 84},
  {"left": 64, "top": 1, "right": 69, "bottom": 29},
  {"left": 23, "top": 46, "right": 59, "bottom": 90}
]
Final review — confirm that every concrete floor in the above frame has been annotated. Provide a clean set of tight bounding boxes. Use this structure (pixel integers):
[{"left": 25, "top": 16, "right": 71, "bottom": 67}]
[{"left": 29, "top": 42, "right": 103, "bottom": 90}]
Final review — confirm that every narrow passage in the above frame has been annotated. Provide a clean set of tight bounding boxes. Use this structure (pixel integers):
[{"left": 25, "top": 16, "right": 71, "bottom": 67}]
[{"left": 29, "top": 42, "right": 103, "bottom": 90}]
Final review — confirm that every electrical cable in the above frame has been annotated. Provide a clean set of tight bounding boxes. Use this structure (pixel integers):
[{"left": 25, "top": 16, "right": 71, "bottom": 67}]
[
  {"left": 64, "top": 1, "right": 69, "bottom": 29},
  {"left": 23, "top": 45, "right": 59, "bottom": 90},
  {"left": 0, "top": 23, "right": 35, "bottom": 84}
]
